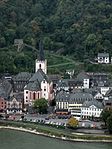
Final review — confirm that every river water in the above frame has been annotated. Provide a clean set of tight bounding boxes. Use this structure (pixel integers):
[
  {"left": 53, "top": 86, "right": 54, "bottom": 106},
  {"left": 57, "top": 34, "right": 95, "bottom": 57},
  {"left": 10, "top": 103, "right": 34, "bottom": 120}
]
[{"left": 0, "top": 129, "right": 112, "bottom": 149}]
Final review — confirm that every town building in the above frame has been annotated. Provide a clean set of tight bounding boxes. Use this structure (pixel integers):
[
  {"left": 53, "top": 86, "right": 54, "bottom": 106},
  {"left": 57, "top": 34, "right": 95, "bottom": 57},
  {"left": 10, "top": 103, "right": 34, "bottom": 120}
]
[
  {"left": 103, "top": 97, "right": 112, "bottom": 110},
  {"left": 57, "top": 80, "right": 69, "bottom": 92},
  {"left": 6, "top": 95, "right": 23, "bottom": 114},
  {"left": 77, "top": 71, "right": 90, "bottom": 89},
  {"left": 55, "top": 91, "right": 69, "bottom": 110},
  {"left": 0, "top": 97, "right": 7, "bottom": 112},
  {"left": 81, "top": 100, "right": 103, "bottom": 118},
  {"left": 48, "top": 74, "right": 62, "bottom": 89},
  {"left": 97, "top": 53, "right": 109, "bottom": 64},
  {"left": 94, "top": 92, "right": 104, "bottom": 101},
  {"left": 104, "top": 88, "right": 112, "bottom": 100},
  {"left": 68, "top": 92, "right": 94, "bottom": 119},
  {"left": 13, "top": 72, "right": 32, "bottom": 92},
  {"left": 0, "top": 79, "right": 13, "bottom": 99}
]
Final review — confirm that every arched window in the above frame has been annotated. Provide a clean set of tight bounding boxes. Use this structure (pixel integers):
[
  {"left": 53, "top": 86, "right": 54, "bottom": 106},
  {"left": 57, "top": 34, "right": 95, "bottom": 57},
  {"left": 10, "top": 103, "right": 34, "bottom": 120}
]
[
  {"left": 38, "top": 93, "right": 40, "bottom": 99},
  {"left": 33, "top": 92, "right": 36, "bottom": 100},
  {"left": 39, "top": 64, "right": 41, "bottom": 69}
]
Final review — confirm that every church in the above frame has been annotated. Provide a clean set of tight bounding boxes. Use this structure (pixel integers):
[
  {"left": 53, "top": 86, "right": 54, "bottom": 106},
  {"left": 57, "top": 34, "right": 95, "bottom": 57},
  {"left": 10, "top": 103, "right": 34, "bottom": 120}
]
[{"left": 24, "top": 41, "right": 54, "bottom": 106}]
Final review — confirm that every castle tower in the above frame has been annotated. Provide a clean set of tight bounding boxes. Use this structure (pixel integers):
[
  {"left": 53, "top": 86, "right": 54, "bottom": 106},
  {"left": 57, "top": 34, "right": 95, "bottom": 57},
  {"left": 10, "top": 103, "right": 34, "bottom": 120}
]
[{"left": 35, "top": 41, "right": 47, "bottom": 74}]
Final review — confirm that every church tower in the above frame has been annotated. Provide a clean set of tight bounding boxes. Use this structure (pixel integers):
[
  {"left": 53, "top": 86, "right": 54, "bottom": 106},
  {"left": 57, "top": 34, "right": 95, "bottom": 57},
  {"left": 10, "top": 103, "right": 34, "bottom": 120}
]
[{"left": 35, "top": 41, "right": 47, "bottom": 74}]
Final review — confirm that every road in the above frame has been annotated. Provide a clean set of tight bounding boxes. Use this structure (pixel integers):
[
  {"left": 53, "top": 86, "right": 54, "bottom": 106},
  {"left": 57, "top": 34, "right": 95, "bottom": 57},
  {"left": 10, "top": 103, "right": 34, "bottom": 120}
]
[{"left": 11, "top": 114, "right": 102, "bottom": 129}]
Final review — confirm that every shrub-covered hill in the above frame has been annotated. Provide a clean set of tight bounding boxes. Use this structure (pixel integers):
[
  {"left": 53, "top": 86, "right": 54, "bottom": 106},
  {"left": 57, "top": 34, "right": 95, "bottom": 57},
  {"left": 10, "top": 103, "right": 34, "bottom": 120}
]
[{"left": 0, "top": 0, "right": 112, "bottom": 73}]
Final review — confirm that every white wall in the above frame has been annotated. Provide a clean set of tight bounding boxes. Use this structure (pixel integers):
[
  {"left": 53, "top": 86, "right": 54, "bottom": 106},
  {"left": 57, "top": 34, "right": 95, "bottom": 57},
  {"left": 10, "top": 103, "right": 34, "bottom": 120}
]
[
  {"left": 24, "top": 89, "right": 30, "bottom": 104},
  {"left": 98, "top": 57, "right": 109, "bottom": 64},
  {"left": 41, "top": 80, "right": 49, "bottom": 100},
  {"left": 81, "top": 105, "right": 103, "bottom": 118},
  {"left": 83, "top": 79, "right": 89, "bottom": 88},
  {"left": 101, "top": 87, "right": 110, "bottom": 95},
  {"left": 56, "top": 102, "right": 68, "bottom": 109},
  {"left": 35, "top": 59, "right": 47, "bottom": 74}
]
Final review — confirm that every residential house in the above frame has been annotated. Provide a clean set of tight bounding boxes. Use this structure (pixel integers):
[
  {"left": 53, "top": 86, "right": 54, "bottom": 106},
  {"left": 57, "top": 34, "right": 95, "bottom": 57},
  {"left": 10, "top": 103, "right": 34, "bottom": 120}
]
[
  {"left": 0, "top": 97, "right": 7, "bottom": 112},
  {"left": 103, "top": 98, "right": 112, "bottom": 110},
  {"left": 13, "top": 72, "right": 32, "bottom": 92},
  {"left": 68, "top": 79, "right": 83, "bottom": 89},
  {"left": 94, "top": 92, "right": 104, "bottom": 101},
  {"left": 48, "top": 74, "right": 62, "bottom": 89},
  {"left": 77, "top": 71, "right": 90, "bottom": 88},
  {"left": 6, "top": 95, "right": 23, "bottom": 114},
  {"left": 97, "top": 53, "right": 109, "bottom": 64},
  {"left": 57, "top": 80, "right": 69, "bottom": 92},
  {"left": 104, "top": 88, "right": 112, "bottom": 100}
]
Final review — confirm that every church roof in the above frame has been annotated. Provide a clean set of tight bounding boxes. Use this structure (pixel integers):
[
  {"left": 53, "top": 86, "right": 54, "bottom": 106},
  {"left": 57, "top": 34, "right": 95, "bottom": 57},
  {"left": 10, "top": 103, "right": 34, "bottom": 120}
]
[
  {"left": 29, "top": 69, "right": 51, "bottom": 83},
  {"left": 25, "top": 80, "right": 41, "bottom": 91},
  {"left": 25, "top": 69, "right": 51, "bottom": 91},
  {"left": 13, "top": 72, "right": 33, "bottom": 81}
]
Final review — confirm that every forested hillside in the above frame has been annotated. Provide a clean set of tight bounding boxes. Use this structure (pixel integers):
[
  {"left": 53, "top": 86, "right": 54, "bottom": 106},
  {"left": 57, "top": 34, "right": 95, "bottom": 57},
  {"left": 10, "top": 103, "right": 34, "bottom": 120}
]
[{"left": 0, "top": 0, "right": 112, "bottom": 73}]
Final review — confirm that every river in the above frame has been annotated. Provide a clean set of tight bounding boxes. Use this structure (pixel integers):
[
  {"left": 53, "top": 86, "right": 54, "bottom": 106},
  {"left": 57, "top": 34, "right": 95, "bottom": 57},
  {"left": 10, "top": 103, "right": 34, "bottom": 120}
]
[{"left": 0, "top": 129, "right": 111, "bottom": 149}]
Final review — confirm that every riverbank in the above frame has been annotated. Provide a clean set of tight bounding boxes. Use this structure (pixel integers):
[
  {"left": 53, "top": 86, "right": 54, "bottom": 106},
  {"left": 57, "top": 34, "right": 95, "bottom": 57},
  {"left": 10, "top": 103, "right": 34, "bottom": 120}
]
[{"left": 0, "top": 126, "right": 112, "bottom": 143}]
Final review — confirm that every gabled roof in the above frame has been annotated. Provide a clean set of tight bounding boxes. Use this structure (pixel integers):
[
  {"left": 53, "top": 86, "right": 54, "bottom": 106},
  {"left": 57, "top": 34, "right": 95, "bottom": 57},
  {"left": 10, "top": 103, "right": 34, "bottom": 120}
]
[
  {"left": 0, "top": 79, "right": 12, "bottom": 99},
  {"left": 8, "top": 93, "right": 24, "bottom": 102},
  {"left": 57, "top": 80, "right": 69, "bottom": 88},
  {"left": 55, "top": 91, "right": 70, "bottom": 102},
  {"left": 68, "top": 79, "right": 83, "bottom": 87},
  {"left": 29, "top": 69, "right": 51, "bottom": 83},
  {"left": 48, "top": 74, "right": 61, "bottom": 83},
  {"left": 105, "top": 88, "right": 112, "bottom": 97},
  {"left": 13, "top": 72, "right": 33, "bottom": 81},
  {"left": 98, "top": 53, "right": 109, "bottom": 57},
  {"left": 69, "top": 92, "right": 93, "bottom": 104},
  {"left": 82, "top": 100, "right": 103, "bottom": 109},
  {"left": 83, "top": 88, "right": 98, "bottom": 97},
  {"left": 77, "top": 71, "right": 89, "bottom": 81}
]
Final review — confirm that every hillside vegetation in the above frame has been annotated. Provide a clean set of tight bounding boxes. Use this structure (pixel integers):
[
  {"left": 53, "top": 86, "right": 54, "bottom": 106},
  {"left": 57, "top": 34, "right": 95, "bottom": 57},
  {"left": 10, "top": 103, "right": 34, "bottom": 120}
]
[{"left": 0, "top": 0, "right": 112, "bottom": 73}]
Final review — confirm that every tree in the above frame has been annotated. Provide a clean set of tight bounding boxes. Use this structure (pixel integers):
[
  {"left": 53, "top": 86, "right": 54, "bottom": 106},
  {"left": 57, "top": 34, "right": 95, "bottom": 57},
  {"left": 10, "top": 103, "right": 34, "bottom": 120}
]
[
  {"left": 67, "top": 117, "right": 79, "bottom": 128},
  {"left": 107, "top": 114, "right": 112, "bottom": 134},
  {"left": 101, "top": 109, "right": 112, "bottom": 126},
  {"left": 33, "top": 98, "right": 48, "bottom": 114}
]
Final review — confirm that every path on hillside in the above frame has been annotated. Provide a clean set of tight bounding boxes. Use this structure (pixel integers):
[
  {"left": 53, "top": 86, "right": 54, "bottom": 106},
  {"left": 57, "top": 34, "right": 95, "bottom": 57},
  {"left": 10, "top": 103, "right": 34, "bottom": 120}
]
[
  {"left": 0, "top": 43, "right": 83, "bottom": 68},
  {"left": 23, "top": 44, "right": 79, "bottom": 67}
]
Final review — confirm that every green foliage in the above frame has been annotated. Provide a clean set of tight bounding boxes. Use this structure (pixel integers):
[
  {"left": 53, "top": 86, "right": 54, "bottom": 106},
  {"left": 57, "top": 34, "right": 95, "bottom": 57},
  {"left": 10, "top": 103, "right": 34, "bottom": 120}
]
[
  {"left": 107, "top": 114, "right": 112, "bottom": 134},
  {"left": 101, "top": 109, "right": 112, "bottom": 126},
  {"left": 0, "top": 0, "right": 112, "bottom": 74},
  {"left": 33, "top": 98, "right": 48, "bottom": 114}
]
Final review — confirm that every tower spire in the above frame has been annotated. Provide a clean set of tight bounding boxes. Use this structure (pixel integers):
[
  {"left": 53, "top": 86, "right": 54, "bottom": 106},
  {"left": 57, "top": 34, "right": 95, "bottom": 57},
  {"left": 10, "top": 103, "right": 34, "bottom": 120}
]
[{"left": 39, "top": 40, "right": 45, "bottom": 61}]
